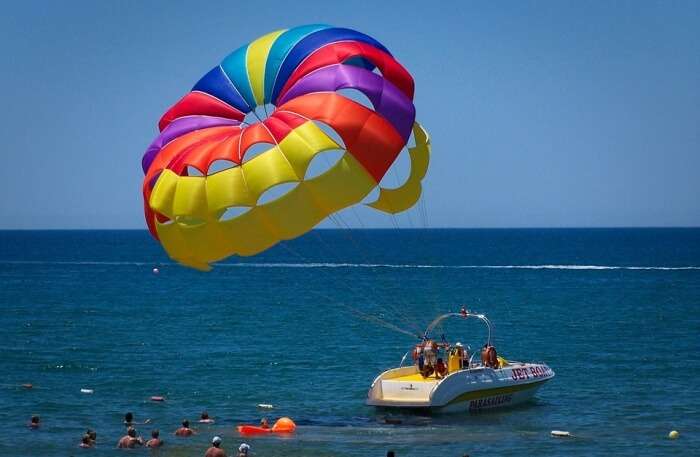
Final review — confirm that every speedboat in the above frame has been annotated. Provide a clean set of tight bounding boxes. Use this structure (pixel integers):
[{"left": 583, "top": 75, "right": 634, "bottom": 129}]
[{"left": 366, "top": 310, "right": 554, "bottom": 413}]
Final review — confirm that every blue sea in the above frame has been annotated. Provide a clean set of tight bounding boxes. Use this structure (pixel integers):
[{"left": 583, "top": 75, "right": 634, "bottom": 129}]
[{"left": 1, "top": 228, "right": 698, "bottom": 456}]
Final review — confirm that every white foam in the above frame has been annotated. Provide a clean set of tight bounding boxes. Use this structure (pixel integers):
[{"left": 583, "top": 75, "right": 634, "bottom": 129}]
[{"left": 1, "top": 260, "right": 697, "bottom": 271}]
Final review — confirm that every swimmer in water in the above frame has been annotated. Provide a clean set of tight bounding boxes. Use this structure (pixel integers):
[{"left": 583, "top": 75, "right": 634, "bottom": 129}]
[
  {"left": 29, "top": 415, "right": 40, "bottom": 429},
  {"left": 199, "top": 411, "right": 215, "bottom": 424},
  {"left": 123, "top": 411, "right": 151, "bottom": 426},
  {"left": 86, "top": 429, "right": 97, "bottom": 444},
  {"left": 237, "top": 442, "right": 250, "bottom": 457},
  {"left": 146, "top": 429, "right": 163, "bottom": 448},
  {"left": 79, "top": 434, "right": 93, "bottom": 448},
  {"left": 174, "top": 420, "right": 195, "bottom": 437},
  {"left": 259, "top": 418, "right": 269, "bottom": 429},
  {"left": 117, "top": 427, "right": 144, "bottom": 448},
  {"left": 204, "top": 436, "right": 226, "bottom": 457}
]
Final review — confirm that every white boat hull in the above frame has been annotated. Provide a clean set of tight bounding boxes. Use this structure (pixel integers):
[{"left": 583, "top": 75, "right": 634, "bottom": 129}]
[{"left": 367, "top": 362, "right": 554, "bottom": 413}]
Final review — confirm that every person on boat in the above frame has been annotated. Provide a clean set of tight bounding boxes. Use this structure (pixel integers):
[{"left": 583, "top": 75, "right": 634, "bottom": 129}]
[
  {"left": 28, "top": 415, "right": 40, "bottom": 428},
  {"left": 174, "top": 419, "right": 196, "bottom": 436},
  {"left": 79, "top": 434, "right": 93, "bottom": 448},
  {"left": 455, "top": 342, "right": 468, "bottom": 368},
  {"left": 487, "top": 345, "right": 499, "bottom": 368},
  {"left": 421, "top": 364, "right": 435, "bottom": 378},
  {"left": 238, "top": 442, "right": 251, "bottom": 457},
  {"left": 423, "top": 338, "right": 438, "bottom": 370},
  {"left": 480, "top": 344, "right": 489, "bottom": 366},
  {"left": 435, "top": 358, "right": 448, "bottom": 378},
  {"left": 481, "top": 344, "right": 499, "bottom": 368},
  {"left": 117, "top": 427, "right": 144, "bottom": 448},
  {"left": 412, "top": 343, "right": 423, "bottom": 364},
  {"left": 199, "top": 411, "right": 215, "bottom": 424},
  {"left": 259, "top": 418, "right": 270, "bottom": 429},
  {"left": 146, "top": 429, "right": 163, "bottom": 448},
  {"left": 204, "top": 436, "right": 226, "bottom": 457}
]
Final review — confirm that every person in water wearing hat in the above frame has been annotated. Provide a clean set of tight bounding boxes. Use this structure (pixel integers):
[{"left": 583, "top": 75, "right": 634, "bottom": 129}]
[
  {"left": 237, "top": 442, "right": 250, "bottom": 457},
  {"left": 204, "top": 436, "right": 226, "bottom": 457}
]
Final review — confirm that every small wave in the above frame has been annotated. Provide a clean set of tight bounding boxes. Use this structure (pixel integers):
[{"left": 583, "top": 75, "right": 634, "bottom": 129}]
[
  {"left": 0, "top": 260, "right": 150, "bottom": 266},
  {"left": 2, "top": 260, "right": 697, "bottom": 271},
  {"left": 216, "top": 263, "right": 700, "bottom": 271}
]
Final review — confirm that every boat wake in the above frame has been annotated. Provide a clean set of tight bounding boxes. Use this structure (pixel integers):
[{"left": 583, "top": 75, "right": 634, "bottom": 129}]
[{"left": 1, "top": 260, "right": 698, "bottom": 270}]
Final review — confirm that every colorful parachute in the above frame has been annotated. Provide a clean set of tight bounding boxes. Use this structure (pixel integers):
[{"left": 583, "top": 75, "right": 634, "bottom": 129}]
[{"left": 142, "top": 25, "right": 430, "bottom": 270}]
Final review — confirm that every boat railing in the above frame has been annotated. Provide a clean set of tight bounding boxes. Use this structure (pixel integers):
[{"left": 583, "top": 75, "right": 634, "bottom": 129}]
[{"left": 398, "top": 350, "right": 411, "bottom": 367}]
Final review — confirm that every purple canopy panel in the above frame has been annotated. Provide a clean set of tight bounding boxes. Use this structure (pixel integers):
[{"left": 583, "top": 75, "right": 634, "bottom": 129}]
[
  {"left": 142, "top": 116, "right": 241, "bottom": 174},
  {"left": 277, "top": 64, "right": 415, "bottom": 141}
]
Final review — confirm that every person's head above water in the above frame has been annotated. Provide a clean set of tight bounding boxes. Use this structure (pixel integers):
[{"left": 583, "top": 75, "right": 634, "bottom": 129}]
[
  {"left": 86, "top": 429, "right": 96, "bottom": 441},
  {"left": 151, "top": 429, "right": 159, "bottom": 438},
  {"left": 387, "top": 451, "right": 395, "bottom": 457},
  {"left": 124, "top": 412, "right": 133, "bottom": 423},
  {"left": 201, "top": 411, "right": 209, "bottom": 419},
  {"left": 31, "top": 415, "right": 40, "bottom": 424},
  {"left": 212, "top": 436, "right": 222, "bottom": 447},
  {"left": 239, "top": 442, "right": 250, "bottom": 454},
  {"left": 81, "top": 434, "right": 91, "bottom": 445},
  {"left": 182, "top": 420, "right": 189, "bottom": 428},
  {"left": 127, "top": 427, "right": 136, "bottom": 438}
]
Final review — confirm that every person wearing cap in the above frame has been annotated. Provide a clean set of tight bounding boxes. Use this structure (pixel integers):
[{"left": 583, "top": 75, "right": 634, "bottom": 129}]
[
  {"left": 204, "top": 436, "right": 226, "bottom": 457},
  {"left": 237, "top": 443, "right": 250, "bottom": 457}
]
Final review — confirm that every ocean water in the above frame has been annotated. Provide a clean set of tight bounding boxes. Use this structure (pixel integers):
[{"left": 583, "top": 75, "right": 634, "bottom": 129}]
[{"left": 0, "top": 228, "right": 698, "bottom": 456}]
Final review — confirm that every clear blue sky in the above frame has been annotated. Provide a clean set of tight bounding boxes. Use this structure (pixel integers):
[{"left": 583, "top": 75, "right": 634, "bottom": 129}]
[{"left": 1, "top": 0, "right": 698, "bottom": 229}]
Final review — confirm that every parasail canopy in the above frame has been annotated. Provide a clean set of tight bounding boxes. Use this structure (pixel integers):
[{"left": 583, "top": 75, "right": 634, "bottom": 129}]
[{"left": 142, "top": 25, "right": 430, "bottom": 270}]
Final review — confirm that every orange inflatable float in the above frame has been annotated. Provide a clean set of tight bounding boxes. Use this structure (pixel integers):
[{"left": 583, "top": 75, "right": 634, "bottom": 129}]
[{"left": 237, "top": 417, "right": 296, "bottom": 435}]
